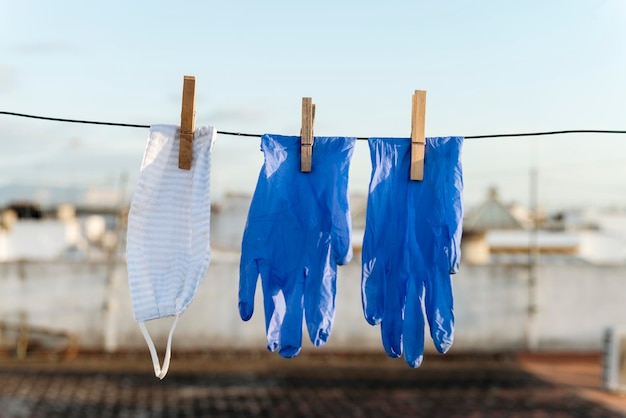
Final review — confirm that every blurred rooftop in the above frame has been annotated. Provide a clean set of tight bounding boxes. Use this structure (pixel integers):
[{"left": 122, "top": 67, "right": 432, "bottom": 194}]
[{"left": 0, "top": 351, "right": 624, "bottom": 417}]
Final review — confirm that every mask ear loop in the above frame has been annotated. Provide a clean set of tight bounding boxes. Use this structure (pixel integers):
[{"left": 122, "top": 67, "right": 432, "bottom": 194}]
[{"left": 138, "top": 315, "right": 181, "bottom": 380}]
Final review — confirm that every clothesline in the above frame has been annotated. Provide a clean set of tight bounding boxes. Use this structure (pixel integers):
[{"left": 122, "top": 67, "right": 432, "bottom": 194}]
[{"left": 2, "top": 111, "right": 626, "bottom": 140}]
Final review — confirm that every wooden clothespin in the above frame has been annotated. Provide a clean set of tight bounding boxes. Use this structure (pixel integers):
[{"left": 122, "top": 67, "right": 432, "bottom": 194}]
[
  {"left": 410, "top": 90, "right": 427, "bottom": 181},
  {"left": 301, "top": 97, "right": 315, "bottom": 172},
  {"left": 179, "top": 75, "right": 196, "bottom": 170}
]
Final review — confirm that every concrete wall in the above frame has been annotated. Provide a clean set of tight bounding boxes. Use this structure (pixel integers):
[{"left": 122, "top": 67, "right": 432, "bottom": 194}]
[
  {"left": 453, "top": 264, "right": 626, "bottom": 351},
  {"left": 1, "top": 256, "right": 625, "bottom": 354}
]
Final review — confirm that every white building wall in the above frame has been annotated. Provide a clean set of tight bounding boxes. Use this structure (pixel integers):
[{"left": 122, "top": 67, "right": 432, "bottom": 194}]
[
  {"left": 453, "top": 264, "right": 529, "bottom": 350},
  {"left": 1, "top": 220, "right": 82, "bottom": 261},
  {"left": 1, "top": 257, "right": 626, "bottom": 354},
  {"left": 578, "top": 231, "right": 625, "bottom": 265},
  {"left": 533, "top": 264, "right": 626, "bottom": 350},
  {"left": 0, "top": 233, "right": 7, "bottom": 262}
]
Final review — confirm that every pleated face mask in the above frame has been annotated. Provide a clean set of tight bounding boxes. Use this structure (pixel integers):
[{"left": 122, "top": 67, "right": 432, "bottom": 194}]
[{"left": 126, "top": 124, "right": 215, "bottom": 379}]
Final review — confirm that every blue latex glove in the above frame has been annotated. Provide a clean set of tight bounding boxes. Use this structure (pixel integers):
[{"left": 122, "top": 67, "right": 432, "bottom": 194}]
[
  {"left": 239, "top": 134, "right": 355, "bottom": 358},
  {"left": 362, "top": 136, "right": 463, "bottom": 367}
]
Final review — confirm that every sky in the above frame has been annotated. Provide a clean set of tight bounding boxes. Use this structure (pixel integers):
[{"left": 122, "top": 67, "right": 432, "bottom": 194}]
[{"left": 0, "top": 1, "right": 625, "bottom": 210}]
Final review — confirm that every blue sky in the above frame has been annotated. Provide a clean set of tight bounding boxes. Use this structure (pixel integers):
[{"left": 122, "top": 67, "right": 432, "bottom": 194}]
[{"left": 1, "top": 1, "right": 625, "bottom": 209}]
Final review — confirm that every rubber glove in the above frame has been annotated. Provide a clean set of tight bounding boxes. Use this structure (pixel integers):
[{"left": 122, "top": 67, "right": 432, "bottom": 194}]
[
  {"left": 239, "top": 134, "right": 355, "bottom": 358},
  {"left": 362, "top": 136, "right": 463, "bottom": 367}
]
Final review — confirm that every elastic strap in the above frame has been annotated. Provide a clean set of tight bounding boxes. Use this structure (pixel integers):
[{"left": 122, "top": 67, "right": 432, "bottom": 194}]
[{"left": 138, "top": 315, "right": 181, "bottom": 380}]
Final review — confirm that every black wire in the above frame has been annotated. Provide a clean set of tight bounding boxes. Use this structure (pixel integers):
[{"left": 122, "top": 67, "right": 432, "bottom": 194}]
[
  {"left": 215, "top": 130, "right": 262, "bottom": 138},
  {"left": 2, "top": 110, "right": 626, "bottom": 140},
  {"left": 465, "top": 130, "right": 626, "bottom": 139},
  {"left": 0, "top": 111, "right": 150, "bottom": 129}
]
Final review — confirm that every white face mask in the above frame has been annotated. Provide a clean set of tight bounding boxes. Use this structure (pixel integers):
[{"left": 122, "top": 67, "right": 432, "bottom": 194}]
[{"left": 126, "top": 124, "right": 215, "bottom": 379}]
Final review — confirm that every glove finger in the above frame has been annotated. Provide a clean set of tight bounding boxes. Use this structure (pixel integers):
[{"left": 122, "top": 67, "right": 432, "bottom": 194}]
[
  {"left": 381, "top": 318, "right": 402, "bottom": 359},
  {"left": 325, "top": 137, "right": 355, "bottom": 266},
  {"left": 403, "top": 277, "right": 425, "bottom": 368},
  {"left": 329, "top": 186, "right": 353, "bottom": 267},
  {"left": 331, "top": 209, "right": 353, "bottom": 266},
  {"left": 304, "top": 247, "right": 336, "bottom": 347},
  {"left": 261, "top": 267, "right": 285, "bottom": 352},
  {"left": 425, "top": 257, "right": 454, "bottom": 354},
  {"left": 442, "top": 137, "right": 464, "bottom": 274},
  {"left": 329, "top": 184, "right": 354, "bottom": 268},
  {"left": 380, "top": 274, "right": 406, "bottom": 358},
  {"left": 361, "top": 255, "right": 387, "bottom": 325},
  {"left": 278, "top": 269, "right": 305, "bottom": 358},
  {"left": 446, "top": 219, "right": 463, "bottom": 275},
  {"left": 238, "top": 257, "right": 260, "bottom": 321}
]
